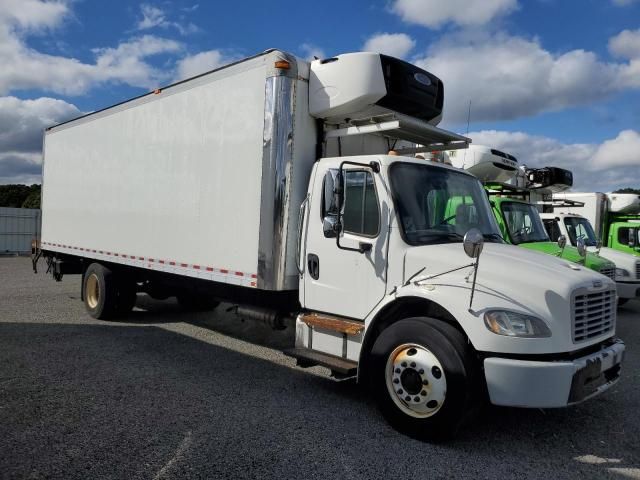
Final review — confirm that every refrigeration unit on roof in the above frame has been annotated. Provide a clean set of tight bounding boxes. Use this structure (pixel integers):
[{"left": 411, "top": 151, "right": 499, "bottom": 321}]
[
  {"left": 446, "top": 145, "right": 519, "bottom": 183},
  {"left": 309, "top": 52, "right": 444, "bottom": 126}
]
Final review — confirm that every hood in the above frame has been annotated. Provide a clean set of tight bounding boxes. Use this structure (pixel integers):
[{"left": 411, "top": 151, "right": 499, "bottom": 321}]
[
  {"left": 518, "top": 242, "right": 614, "bottom": 272},
  {"left": 404, "top": 242, "right": 614, "bottom": 301},
  {"left": 590, "top": 246, "right": 640, "bottom": 276}
]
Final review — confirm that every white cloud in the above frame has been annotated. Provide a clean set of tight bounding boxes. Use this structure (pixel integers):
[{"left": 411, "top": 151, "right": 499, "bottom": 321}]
[
  {"left": 611, "top": 0, "right": 638, "bottom": 5},
  {"left": 0, "top": 0, "right": 185, "bottom": 95},
  {"left": 467, "top": 129, "right": 640, "bottom": 191},
  {"left": 363, "top": 33, "right": 415, "bottom": 59},
  {"left": 299, "top": 43, "right": 326, "bottom": 60},
  {"left": 0, "top": 30, "right": 182, "bottom": 95},
  {"left": 590, "top": 130, "right": 640, "bottom": 169},
  {"left": 414, "top": 31, "right": 635, "bottom": 124},
  {"left": 391, "top": 0, "right": 518, "bottom": 28},
  {"left": 0, "top": 96, "right": 81, "bottom": 152},
  {"left": 609, "top": 29, "right": 640, "bottom": 59},
  {"left": 136, "top": 3, "right": 199, "bottom": 35},
  {"left": 0, "top": 152, "right": 42, "bottom": 185},
  {"left": 0, "top": 96, "right": 82, "bottom": 185},
  {"left": 0, "top": 0, "right": 70, "bottom": 32},
  {"left": 174, "top": 50, "right": 235, "bottom": 81},
  {"left": 138, "top": 4, "right": 166, "bottom": 29}
]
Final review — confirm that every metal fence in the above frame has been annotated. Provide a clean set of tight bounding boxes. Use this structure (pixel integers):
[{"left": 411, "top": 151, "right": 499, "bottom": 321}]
[{"left": 0, "top": 207, "right": 41, "bottom": 254}]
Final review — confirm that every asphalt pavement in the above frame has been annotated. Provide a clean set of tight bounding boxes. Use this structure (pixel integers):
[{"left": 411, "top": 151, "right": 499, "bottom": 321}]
[{"left": 1, "top": 256, "right": 639, "bottom": 479}]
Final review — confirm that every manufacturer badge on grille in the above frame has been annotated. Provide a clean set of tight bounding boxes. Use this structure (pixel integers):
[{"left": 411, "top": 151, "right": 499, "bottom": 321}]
[{"left": 593, "top": 280, "right": 603, "bottom": 288}]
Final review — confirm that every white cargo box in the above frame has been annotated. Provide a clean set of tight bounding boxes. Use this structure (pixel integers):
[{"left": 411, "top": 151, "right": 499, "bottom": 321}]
[{"left": 41, "top": 50, "right": 317, "bottom": 291}]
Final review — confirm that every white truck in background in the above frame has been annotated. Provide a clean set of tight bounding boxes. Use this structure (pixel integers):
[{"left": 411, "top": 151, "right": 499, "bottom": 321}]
[
  {"left": 36, "top": 50, "right": 624, "bottom": 440},
  {"left": 541, "top": 192, "right": 640, "bottom": 305}
]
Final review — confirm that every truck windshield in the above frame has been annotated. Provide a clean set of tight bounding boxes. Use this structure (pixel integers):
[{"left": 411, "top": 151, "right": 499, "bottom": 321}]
[
  {"left": 564, "top": 217, "right": 598, "bottom": 247},
  {"left": 500, "top": 201, "right": 549, "bottom": 245},
  {"left": 389, "top": 162, "right": 503, "bottom": 245}
]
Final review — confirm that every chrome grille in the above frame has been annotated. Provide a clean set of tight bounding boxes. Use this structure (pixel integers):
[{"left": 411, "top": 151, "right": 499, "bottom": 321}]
[
  {"left": 572, "top": 289, "right": 616, "bottom": 343},
  {"left": 598, "top": 265, "right": 616, "bottom": 281}
]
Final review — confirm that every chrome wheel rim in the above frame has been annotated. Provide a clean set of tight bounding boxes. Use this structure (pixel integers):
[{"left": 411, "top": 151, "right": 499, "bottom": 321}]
[
  {"left": 86, "top": 273, "right": 100, "bottom": 309},
  {"left": 385, "top": 343, "right": 447, "bottom": 418}
]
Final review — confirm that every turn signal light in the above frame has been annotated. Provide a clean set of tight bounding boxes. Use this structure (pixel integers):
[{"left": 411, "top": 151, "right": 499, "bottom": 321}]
[{"left": 274, "top": 60, "right": 290, "bottom": 70}]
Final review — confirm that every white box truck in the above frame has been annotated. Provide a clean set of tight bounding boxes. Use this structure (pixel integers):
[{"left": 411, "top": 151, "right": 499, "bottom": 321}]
[
  {"left": 36, "top": 50, "right": 625, "bottom": 440},
  {"left": 541, "top": 192, "right": 640, "bottom": 304}
]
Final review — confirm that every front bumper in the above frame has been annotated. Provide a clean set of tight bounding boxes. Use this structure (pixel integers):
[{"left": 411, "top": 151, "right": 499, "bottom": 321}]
[
  {"left": 484, "top": 339, "right": 625, "bottom": 408},
  {"left": 615, "top": 281, "right": 640, "bottom": 299}
]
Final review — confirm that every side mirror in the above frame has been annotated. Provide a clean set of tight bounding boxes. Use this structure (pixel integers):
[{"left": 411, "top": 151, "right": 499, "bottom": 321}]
[
  {"left": 576, "top": 237, "right": 587, "bottom": 257},
  {"left": 629, "top": 228, "right": 637, "bottom": 248},
  {"left": 557, "top": 235, "right": 567, "bottom": 250},
  {"left": 463, "top": 228, "right": 484, "bottom": 259},
  {"left": 323, "top": 216, "right": 341, "bottom": 238},
  {"left": 596, "top": 239, "right": 603, "bottom": 250}
]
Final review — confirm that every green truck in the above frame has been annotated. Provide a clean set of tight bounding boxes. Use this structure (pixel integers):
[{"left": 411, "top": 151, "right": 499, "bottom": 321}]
[{"left": 488, "top": 194, "right": 616, "bottom": 281}]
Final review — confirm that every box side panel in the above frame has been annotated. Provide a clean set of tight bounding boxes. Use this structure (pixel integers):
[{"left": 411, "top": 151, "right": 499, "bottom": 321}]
[{"left": 42, "top": 65, "right": 267, "bottom": 281}]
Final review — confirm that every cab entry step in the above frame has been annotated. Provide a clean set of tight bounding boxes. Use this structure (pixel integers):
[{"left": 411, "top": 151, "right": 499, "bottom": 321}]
[{"left": 283, "top": 348, "right": 358, "bottom": 376}]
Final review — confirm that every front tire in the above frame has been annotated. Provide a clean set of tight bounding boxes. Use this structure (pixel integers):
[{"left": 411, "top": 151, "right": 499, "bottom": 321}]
[
  {"left": 369, "top": 317, "right": 478, "bottom": 441},
  {"left": 618, "top": 298, "right": 629, "bottom": 307}
]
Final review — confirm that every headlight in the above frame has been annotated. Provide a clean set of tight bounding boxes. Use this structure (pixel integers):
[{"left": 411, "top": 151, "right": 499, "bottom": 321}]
[
  {"left": 484, "top": 310, "right": 551, "bottom": 338},
  {"left": 616, "top": 268, "right": 630, "bottom": 277}
]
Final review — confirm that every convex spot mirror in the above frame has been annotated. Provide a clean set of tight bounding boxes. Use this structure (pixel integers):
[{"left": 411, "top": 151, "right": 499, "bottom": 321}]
[
  {"left": 463, "top": 228, "right": 484, "bottom": 259},
  {"left": 576, "top": 237, "right": 587, "bottom": 257},
  {"left": 557, "top": 235, "right": 567, "bottom": 250}
]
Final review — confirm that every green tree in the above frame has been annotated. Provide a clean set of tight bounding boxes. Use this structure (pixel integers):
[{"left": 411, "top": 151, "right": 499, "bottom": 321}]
[
  {"left": 613, "top": 188, "right": 640, "bottom": 194},
  {"left": 0, "top": 184, "right": 41, "bottom": 208},
  {"left": 21, "top": 188, "right": 41, "bottom": 208}
]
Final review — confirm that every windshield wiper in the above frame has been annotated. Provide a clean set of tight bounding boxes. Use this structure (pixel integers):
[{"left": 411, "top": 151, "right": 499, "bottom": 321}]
[{"left": 483, "top": 233, "right": 504, "bottom": 242}]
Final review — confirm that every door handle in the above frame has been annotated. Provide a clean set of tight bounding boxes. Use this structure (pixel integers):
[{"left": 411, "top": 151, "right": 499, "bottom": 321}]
[{"left": 307, "top": 254, "right": 320, "bottom": 280}]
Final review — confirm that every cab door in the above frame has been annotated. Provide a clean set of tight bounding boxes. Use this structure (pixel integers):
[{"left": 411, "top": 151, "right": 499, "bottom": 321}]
[{"left": 302, "top": 163, "right": 389, "bottom": 320}]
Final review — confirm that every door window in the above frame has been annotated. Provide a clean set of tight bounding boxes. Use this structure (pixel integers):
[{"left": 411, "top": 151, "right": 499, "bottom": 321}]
[
  {"left": 342, "top": 171, "right": 380, "bottom": 237},
  {"left": 543, "top": 219, "right": 561, "bottom": 242}
]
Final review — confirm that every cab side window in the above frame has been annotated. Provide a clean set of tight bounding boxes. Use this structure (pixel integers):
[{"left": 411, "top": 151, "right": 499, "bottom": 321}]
[{"left": 342, "top": 171, "right": 380, "bottom": 237}]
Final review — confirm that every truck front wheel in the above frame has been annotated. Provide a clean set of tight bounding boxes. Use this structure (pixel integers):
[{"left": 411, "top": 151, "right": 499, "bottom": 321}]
[
  {"left": 83, "top": 263, "right": 119, "bottom": 319},
  {"left": 369, "top": 317, "right": 478, "bottom": 441}
]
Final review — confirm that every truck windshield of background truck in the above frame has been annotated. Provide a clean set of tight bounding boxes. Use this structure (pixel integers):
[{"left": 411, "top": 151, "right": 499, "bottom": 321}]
[
  {"left": 564, "top": 217, "right": 598, "bottom": 247},
  {"left": 389, "top": 163, "right": 502, "bottom": 246},
  {"left": 500, "top": 202, "right": 549, "bottom": 245}
]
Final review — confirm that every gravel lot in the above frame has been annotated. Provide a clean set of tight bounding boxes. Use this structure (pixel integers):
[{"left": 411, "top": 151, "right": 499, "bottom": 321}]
[{"left": 1, "top": 256, "right": 639, "bottom": 479}]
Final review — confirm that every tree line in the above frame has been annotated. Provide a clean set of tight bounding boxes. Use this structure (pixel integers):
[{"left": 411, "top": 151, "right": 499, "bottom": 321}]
[{"left": 0, "top": 184, "right": 41, "bottom": 208}]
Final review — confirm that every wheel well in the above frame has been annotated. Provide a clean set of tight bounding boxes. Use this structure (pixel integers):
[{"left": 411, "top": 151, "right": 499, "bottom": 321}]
[{"left": 357, "top": 297, "right": 469, "bottom": 383}]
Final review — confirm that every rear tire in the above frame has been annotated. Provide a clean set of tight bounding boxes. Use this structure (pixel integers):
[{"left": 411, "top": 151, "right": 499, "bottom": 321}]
[
  {"left": 368, "top": 317, "right": 478, "bottom": 441},
  {"left": 83, "top": 263, "right": 118, "bottom": 319}
]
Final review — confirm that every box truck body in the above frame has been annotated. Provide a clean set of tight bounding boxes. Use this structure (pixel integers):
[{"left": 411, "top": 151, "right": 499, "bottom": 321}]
[{"left": 36, "top": 50, "right": 625, "bottom": 440}]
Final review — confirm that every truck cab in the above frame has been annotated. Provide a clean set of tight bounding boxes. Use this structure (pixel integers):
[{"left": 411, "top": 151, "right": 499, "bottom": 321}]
[
  {"left": 541, "top": 211, "right": 640, "bottom": 304},
  {"left": 297, "top": 151, "right": 623, "bottom": 438},
  {"left": 490, "top": 196, "right": 616, "bottom": 280}
]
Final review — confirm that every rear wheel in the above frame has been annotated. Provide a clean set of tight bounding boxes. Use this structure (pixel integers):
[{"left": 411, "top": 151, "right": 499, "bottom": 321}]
[
  {"left": 369, "top": 317, "right": 479, "bottom": 441},
  {"left": 83, "top": 263, "right": 118, "bottom": 319}
]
